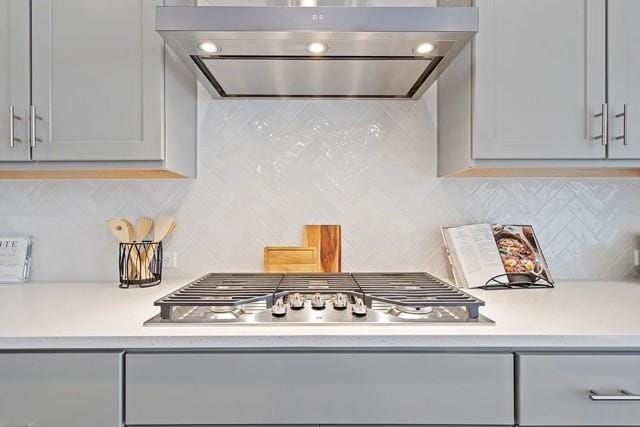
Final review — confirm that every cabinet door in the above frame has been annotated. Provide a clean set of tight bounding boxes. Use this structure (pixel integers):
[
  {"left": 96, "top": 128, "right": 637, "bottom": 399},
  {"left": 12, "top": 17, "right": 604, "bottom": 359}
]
[
  {"left": 473, "top": 0, "right": 606, "bottom": 159},
  {"left": 0, "top": 352, "right": 121, "bottom": 427},
  {"left": 0, "top": 0, "right": 29, "bottom": 161},
  {"left": 31, "top": 0, "right": 164, "bottom": 161},
  {"left": 607, "top": 0, "right": 640, "bottom": 158}
]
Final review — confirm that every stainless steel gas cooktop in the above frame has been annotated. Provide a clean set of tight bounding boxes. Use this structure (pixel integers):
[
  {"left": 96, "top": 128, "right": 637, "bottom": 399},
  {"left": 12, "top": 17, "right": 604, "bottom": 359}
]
[{"left": 144, "top": 272, "right": 493, "bottom": 325}]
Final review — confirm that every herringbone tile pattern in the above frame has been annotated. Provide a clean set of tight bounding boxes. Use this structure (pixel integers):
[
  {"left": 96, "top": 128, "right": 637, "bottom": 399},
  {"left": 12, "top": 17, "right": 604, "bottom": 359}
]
[{"left": 1, "top": 85, "right": 639, "bottom": 282}]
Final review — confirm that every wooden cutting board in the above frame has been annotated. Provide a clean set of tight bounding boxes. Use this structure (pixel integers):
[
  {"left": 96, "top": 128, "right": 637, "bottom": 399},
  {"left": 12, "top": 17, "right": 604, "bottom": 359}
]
[
  {"left": 264, "top": 246, "right": 319, "bottom": 273},
  {"left": 302, "top": 224, "right": 341, "bottom": 272}
]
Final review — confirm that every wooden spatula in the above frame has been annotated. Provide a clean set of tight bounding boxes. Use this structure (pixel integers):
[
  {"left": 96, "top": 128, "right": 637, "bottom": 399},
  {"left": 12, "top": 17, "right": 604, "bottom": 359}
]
[
  {"left": 140, "top": 215, "right": 177, "bottom": 279},
  {"left": 153, "top": 215, "right": 177, "bottom": 242}
]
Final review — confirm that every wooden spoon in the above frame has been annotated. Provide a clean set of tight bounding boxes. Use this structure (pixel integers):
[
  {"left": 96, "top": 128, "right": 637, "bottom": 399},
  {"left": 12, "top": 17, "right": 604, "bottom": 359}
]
[
  {"left": 134, "top": 216, "right": 154, "bottom": 279},
  {"left": 122, "top": 218, "right": 141, "bottom": 277},
  {"left": 106, "top": 218, "right": 137, "bottom": 278},
  {"left": 106, "top": 218, "right": 132, "bottom": 243}
]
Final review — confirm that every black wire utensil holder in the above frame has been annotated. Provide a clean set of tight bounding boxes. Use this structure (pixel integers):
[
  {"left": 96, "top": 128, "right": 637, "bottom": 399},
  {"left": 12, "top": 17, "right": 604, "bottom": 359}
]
[
  {"left": 482, "top": 272, "right": 554, "bottom": 290},
  {"left": 119, "top": 241, "right": 162, "bottom": 288}
]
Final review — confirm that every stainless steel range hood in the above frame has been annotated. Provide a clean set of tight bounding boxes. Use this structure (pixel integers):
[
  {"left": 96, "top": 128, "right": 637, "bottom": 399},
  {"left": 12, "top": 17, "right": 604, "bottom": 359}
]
[{"left": 156, "top": 2, "right": 478, "bottom": 99}]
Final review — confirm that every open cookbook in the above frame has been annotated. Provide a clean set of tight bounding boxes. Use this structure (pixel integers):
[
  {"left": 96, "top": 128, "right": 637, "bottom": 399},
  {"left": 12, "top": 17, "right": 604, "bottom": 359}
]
[{"left": 441, "top": 224, "right": 553, "bottom": 289}]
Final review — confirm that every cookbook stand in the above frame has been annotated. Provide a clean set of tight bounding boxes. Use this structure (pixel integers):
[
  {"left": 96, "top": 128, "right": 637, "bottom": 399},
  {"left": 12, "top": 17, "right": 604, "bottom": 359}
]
[{"left": 482, "top": 272, "right": 554, "bottom": 290}]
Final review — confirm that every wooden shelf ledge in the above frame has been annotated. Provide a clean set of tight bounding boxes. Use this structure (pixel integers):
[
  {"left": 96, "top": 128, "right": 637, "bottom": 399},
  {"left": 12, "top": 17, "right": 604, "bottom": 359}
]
[
  {"left": 0, "top": 169, "right": 188, "bottom": 180},
  {"left": 446, "top": 168, "right": 640, "bottom": 178}
]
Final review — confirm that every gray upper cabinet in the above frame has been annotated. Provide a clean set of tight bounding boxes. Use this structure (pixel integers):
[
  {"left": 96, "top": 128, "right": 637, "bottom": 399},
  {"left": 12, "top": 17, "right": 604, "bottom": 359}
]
[
  {"left": 0, "top": 0, "right": 196, "bottom": 178},
  {"left": 31, "top": 0, "right": 164, "bottom": 161},
  {"left": 473, "top": 0, "right": 606, "bottom": 160},
  {"left": 0, "top": 0, "right": 30, "bottom": 162},
  {"left": 0, "top": 352, "right": 121, "bottom": 427},
  {"left": 607, "top": 0, "right": 640, "bottom": 158}
]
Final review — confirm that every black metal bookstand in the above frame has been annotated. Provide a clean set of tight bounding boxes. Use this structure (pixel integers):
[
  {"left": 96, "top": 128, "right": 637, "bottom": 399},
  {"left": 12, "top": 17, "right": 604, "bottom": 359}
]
[{"left": 482, "top": 272, "right": 554, "bottom": 290}]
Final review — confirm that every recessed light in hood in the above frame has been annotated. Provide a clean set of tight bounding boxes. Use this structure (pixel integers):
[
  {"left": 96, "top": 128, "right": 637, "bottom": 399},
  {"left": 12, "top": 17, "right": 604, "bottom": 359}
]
[
  {"left": 414, "top": 42, "right": 436, "bottom": 56},
  {"left": 198, "top": 41, "right": 220, "bottom": 54},
  {"left": 305, "top": 42, "right": 329, "bottom": 54},
  {"left": 157, "top": 4, "right": 478, "bottom": 100}
]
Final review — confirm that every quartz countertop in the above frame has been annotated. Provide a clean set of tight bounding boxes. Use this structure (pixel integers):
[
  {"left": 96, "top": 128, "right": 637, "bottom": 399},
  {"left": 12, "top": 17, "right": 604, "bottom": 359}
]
[{"left": 0, "top": 279, "right": 639, "bottom": 350}]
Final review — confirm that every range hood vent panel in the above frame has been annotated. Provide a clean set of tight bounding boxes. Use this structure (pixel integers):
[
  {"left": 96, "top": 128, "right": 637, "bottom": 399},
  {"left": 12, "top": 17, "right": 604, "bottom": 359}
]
[
  {"left": 157, "top": 5, "right": 478, "bottom": 100},
  {"left": 196, "top": 56, "right": 441, "bottom": 98}
]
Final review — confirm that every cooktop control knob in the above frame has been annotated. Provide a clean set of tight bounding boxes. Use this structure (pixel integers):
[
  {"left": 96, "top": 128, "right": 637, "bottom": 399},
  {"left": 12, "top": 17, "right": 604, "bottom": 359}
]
[
  {"left": 271, "top": 298, "right": 287, "bottom": 317},
  {"left": 290, "top": 293, "right": 305, "bottom": 310},
  {"left": 311, "top": 293, "right": 325, "bottom": 310},
  {"left": 333, "top": 293, "right": 347, "bottom": 310},
  {"left": 352, "top": 297, "right": 367, "bottom": 316}
]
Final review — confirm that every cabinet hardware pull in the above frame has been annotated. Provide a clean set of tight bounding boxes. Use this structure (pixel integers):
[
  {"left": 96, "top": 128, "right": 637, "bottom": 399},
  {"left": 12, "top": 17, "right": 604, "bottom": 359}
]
[
  {"left": 590, "top": 389, "right": 640, "bottom": 401},
  {"left": 615, "top": 104, "right": 629, "bottom": 146},
  {"left": 9, "top": 105, "right": 23, "bottom": 148},
  {"left": 594, "top": 103, "right": 608, "bottom": 146},
  {"left": 30, "top": 105, "right": 43, "bottom": 148}
]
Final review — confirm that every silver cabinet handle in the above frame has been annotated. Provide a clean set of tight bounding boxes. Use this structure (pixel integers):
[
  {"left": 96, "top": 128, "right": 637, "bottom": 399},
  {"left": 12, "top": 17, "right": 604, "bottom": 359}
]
[
  {"left": 594, "top": 103, "right": 608, "bottom": 146},
  {"left": 615, "top": 104, "right": 629, "bottom": 146},
  {"left": 30, "top": 105, "right": 43, "bottom": 148},
  {"left": 9, "top": 105, "right": 23, "bottom": 148},
  {"left": 590, "top": 389, "right": 640, "bottom": 401}
]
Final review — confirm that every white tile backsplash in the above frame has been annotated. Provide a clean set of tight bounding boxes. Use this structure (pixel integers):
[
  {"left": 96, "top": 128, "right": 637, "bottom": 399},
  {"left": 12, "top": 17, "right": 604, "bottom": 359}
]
[{"left": 1, "top": 84, "right": 639, "bottom": 282}]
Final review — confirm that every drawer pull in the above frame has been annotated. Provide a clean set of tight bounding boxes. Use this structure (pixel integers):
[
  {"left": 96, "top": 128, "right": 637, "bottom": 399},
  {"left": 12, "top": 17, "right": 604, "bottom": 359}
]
[{"left": 590, "top": 389, "right": 640, "bottom": 401}]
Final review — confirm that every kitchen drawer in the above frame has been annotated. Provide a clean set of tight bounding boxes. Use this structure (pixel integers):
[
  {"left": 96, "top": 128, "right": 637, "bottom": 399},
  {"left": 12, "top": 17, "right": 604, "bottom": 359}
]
[
  {"left": 0, "top": 351, "right": 121, "bottom": 427},
  {"left": 518, "top": 353, "right": 640, "bottom": 426},
  {"left": 126, "top": 352, "right": 514, "bottom": 425}
]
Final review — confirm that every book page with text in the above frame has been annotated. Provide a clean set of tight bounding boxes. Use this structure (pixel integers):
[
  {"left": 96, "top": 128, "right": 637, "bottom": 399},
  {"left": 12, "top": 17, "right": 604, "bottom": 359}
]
[{"left": 447, "top": 224, "right": 505, "bottom": 288}]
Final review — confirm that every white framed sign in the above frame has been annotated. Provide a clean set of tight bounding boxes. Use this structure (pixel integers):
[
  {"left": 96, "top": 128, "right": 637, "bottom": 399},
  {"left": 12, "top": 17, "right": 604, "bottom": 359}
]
[{"left": 0, "top": 236, "right": 33, "bottom": 283}]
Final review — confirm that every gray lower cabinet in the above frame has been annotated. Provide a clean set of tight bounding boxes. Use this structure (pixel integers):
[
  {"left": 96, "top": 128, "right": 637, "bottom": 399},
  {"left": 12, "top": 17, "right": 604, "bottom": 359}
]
[
  {"left": 0, "top": 352, "right": 122, "bottom": 427},
  {"left": 125, "top": 352, "right": 515, "bottom": 426},
  {"left": 517, "top": 353, "right": 640, "bottom": 426}
]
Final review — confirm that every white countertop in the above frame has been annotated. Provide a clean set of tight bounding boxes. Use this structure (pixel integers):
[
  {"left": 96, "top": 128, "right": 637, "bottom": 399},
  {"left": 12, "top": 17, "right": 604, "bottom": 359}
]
[{"left": 0, "top": 279, "right": 639, "bottom": 350}]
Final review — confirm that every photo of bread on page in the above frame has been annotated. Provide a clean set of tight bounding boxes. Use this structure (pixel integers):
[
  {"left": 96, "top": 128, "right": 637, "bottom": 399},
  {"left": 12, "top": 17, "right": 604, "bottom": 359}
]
[{"left": 491, "top": 224, "right": 552, "bottom": 283}]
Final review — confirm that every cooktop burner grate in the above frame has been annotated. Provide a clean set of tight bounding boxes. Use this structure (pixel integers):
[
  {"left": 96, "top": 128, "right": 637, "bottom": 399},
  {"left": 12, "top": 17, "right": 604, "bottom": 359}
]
[
  {"left": 353, "top": 272, "right": 484, "bottom": 319},
  {"left": 155, "top": 273, "right": 283, "bottom": 319},
  {"left": 153, "top": 272, "right": 485, "bottom": 321}
]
